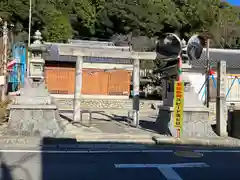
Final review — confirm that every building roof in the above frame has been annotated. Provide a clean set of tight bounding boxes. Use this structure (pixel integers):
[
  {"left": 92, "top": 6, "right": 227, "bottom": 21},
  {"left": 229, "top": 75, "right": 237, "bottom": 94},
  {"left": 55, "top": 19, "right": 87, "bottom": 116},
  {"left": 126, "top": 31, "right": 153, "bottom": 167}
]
[
  {"left": 68, "top": 39, "right": 115, "bottom": 46},
  {"left": 43, "top": 44, "right": 133, "bottom": 64},
  {"left": 190, "top": 48, "right": 240, "bottom": 69},
  {"left": 44, "top": 43, "right": 240, "bottom": 68}
]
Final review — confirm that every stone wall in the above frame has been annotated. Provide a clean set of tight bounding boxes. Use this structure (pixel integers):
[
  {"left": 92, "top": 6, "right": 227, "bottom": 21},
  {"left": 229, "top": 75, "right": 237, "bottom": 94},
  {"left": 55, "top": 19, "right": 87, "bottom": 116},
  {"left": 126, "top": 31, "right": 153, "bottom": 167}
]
[{"left": 53, "top": 98, "right": 162, "bottom": 110}]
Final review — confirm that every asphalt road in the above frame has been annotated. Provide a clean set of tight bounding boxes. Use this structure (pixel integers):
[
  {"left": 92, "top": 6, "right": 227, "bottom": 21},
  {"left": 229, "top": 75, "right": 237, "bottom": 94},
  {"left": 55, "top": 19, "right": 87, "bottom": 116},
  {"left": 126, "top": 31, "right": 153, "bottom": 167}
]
[{"left": 1, "top": 145, "right": 240, "bottom": 180}]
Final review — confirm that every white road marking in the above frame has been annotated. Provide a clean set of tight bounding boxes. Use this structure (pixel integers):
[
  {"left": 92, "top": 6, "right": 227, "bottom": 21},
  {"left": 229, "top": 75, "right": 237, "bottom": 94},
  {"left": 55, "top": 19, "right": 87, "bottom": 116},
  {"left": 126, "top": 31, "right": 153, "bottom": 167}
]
[
  {"left": 158, "top": 167, "right": 183, "bottom": 180},
  {"left": 115, "top": 163, "right": 209, "bottom": 180},
  {"left": 115, "top": 163, "right": 209, "bottom": 168},
  {"left": 0, "top": 149, "right": 173, "bottom": 153},
  {"left": 194, "top": 150, "right": 240, "bottom": 153},
  {"left": 1, "top": 149, "right": 240, "bottom": 153}
]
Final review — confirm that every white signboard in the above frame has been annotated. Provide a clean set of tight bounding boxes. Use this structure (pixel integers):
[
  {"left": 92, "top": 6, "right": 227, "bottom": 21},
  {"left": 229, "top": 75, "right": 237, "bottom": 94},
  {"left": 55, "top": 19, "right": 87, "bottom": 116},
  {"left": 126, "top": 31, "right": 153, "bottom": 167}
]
[{"left": 0, "top": 76, "right": 6, "bottom": 85}]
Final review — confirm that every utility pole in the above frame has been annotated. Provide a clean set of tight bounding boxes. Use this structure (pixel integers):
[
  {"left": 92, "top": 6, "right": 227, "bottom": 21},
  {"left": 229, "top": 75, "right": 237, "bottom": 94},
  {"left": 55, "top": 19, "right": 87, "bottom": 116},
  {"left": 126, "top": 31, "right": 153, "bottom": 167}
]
[
  {"left": 1, "top": 21, "right": 8, "bottom": 101},
  {"left": 27, "top": 0, "right": 32, "bottom": 77},
  {"left": 28, "top": 0, "right": 32, "bottom": 47},
  {"left": 205, "top": 39, "right": 210, "bottom": 107}
]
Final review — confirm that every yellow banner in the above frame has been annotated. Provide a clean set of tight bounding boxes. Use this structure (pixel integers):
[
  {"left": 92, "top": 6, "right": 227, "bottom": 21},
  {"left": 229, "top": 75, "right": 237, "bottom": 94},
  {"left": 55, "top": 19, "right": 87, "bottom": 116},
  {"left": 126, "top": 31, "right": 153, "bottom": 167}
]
[{"left": 173, "top": 81, "right": 184, "bottom": 129}]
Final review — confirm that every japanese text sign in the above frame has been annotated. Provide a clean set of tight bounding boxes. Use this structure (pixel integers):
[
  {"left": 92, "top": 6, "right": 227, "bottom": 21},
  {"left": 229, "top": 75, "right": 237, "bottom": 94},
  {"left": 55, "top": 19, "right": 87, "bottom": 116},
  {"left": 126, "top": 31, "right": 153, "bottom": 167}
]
[{"left": 174, "top": 81, "right": 184, "bottom": 129}]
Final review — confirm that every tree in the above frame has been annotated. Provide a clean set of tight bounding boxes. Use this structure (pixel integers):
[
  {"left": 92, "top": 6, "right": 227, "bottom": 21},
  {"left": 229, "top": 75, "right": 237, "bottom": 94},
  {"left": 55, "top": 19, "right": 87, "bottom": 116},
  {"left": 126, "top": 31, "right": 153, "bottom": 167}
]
[
  {"left": 42, "top": 10, "right": 73, "bottom": 42},
  {"left": 104, "top": 0, "right": 181, "bottom": 36},
  {"left": 0, "top": 0, "right": 240, "bottom": 48},
  {"left": 72, "top": 0, "right": 106, "bottom": 37},
  {"left": 209, "top": 3, "right": 240, "bottom": 48}
]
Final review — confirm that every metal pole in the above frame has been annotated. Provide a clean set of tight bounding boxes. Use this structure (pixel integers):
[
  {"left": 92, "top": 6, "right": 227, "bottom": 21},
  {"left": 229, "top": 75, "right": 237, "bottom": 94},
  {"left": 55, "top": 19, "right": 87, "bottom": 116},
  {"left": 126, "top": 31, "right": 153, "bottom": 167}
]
[
  {"left": 1, "top": 21, "right": 8, "bottom": 101},
  {"left": 73, "top": 56, "right": 83, "bottom": 122},
  {"left": 177, "top": 55, "right": 182, "bottom": 81},
  {"left": 205, "top": 39, "right": 210, "bottom": 107},
  {"left": 132, "top": 58, "right": 140, "bottom": 127}
]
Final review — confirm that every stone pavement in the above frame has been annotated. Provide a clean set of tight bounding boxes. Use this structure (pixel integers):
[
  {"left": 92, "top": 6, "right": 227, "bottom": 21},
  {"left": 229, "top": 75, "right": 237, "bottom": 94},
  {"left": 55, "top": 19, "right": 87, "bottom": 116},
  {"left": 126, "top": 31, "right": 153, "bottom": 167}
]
[{"left": 59, "top": 110, "right": 160, "bottom": 141}]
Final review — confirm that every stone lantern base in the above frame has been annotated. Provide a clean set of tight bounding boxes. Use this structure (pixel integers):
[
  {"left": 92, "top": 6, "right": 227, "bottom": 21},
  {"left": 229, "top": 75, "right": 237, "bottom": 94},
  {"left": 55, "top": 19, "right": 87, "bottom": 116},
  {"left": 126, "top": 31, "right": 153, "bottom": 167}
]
[
  {"left": 7, "top": 78, "right": 64, "bottom": 137},
  {"left": 156, "top": 90, "right": 217, "bottom": 138},
  {"left": 156, "top": 105, "right": 215, "bottom": 137}
]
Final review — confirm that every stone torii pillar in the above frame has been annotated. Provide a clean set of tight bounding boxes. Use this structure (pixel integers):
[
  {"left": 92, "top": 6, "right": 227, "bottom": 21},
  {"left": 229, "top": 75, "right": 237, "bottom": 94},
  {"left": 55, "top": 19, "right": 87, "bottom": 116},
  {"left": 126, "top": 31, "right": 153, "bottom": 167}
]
[
  {"left": 73, "top": 56, "right": 83, "bottom": 122},
  {"left": 132, "top": 58, "right": 140, "bottom": 127},
  {"left": 216, "top": 60, "right": 228, "bottom": 136}
]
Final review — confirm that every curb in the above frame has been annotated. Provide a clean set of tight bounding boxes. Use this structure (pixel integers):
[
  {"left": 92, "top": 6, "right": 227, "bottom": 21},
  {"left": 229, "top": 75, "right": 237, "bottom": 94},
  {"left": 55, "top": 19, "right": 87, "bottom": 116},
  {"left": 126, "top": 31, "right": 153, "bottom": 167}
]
[
  {"left": 0, "top": 143, "right": 152, "bottom": 149},
  {"left": 0, "top": 134, "right": 156, "bottom": 149},
  {"left": 75, "top": 133, "right": 153, "bottom": 138},
  {"left": 75, "top": 134, "right": 155, "bottom": 144},
  {"left": 152, "top": 136, "right": 240, "bottom": 147}
]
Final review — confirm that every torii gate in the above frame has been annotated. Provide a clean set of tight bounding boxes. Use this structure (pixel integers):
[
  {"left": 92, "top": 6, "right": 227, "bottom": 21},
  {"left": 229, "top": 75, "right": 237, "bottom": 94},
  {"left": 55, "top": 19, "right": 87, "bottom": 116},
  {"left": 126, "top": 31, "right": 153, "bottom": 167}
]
[{"left": 56, "top": 44, "right": 157, "bottom": 127}]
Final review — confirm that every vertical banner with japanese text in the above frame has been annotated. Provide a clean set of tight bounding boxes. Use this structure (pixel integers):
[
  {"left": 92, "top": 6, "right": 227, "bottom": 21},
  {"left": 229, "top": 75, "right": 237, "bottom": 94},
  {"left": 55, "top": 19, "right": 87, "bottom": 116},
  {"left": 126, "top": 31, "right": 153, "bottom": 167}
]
[{"left": 174, "top": 81, "right": 184, "bottom": 132}]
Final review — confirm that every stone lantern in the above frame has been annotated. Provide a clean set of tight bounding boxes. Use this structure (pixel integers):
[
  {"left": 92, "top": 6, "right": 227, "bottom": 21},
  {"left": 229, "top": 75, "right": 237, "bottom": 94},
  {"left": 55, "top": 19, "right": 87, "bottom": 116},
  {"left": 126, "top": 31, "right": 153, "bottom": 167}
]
[
  {"left": 7, "top": 30, "right": 64, "bottom": 137},
  {"left": 28, "top": 30, "right": 47, "bottom": 81}
]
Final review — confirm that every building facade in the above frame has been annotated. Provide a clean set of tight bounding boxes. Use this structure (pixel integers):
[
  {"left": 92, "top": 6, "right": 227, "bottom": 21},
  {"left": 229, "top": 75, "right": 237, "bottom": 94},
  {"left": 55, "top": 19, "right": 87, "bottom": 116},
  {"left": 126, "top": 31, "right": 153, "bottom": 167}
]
[
  {"left": 43, "top": 45, "right": 133, "bottom": 97},
  {"left": 184, "top": 48, "right": 240, "bottom": 103}
]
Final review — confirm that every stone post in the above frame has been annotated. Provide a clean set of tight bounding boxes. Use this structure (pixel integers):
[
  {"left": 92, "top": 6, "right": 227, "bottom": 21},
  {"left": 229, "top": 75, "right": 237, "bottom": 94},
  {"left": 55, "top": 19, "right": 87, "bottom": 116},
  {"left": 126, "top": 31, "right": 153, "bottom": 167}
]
[
  {"left": 216, "top": 60, "right": 228, "bottom": 136},
  {"left": 73, "top": 56, "right": 83, "bottom": 122},
  {"left": 132, "top": 58, "right": 140, "bottom": 127}
]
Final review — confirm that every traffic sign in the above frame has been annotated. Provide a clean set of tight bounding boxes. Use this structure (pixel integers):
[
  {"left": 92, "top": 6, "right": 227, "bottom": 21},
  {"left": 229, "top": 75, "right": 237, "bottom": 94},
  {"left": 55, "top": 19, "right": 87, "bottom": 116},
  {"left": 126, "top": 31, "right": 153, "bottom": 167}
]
[{"left": 186, "top": 34, "right": 206, "bottom": 61}]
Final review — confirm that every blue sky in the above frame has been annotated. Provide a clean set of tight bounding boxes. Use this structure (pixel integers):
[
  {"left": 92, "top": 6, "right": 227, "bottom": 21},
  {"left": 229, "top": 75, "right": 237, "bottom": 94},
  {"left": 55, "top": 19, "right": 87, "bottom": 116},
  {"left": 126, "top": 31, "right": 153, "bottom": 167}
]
[{"left": 226, "top": 0, "right": 240, "bottom": 5}]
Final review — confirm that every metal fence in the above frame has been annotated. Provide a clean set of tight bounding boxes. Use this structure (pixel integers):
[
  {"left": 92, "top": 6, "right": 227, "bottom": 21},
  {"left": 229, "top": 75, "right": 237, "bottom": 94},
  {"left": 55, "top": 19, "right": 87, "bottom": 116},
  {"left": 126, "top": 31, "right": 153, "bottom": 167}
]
[{"left": 199, "top": 75, "right": 240, "bottom": 102}]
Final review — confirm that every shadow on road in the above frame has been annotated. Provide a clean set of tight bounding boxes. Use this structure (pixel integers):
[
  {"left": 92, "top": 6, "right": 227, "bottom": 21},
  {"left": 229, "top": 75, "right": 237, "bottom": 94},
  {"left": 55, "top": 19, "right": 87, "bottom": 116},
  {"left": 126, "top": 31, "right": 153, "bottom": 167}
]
[
  {"left": 40, "top": 136, "right": 240, "bottom": 180},
  {"left": 139, "top": 120, "right": 159, "bottom": 133},
  {"left": 40, "top": 137, "right": 155, "bottom": 180},
  {"left": 0, "top": 152, "right": 13, "bottom": 180},
  {"left": 1, "top": 136, "right": 238, "bottom": 180},
  {"left": 1, "top": 151, "right": 35, "bottom": 180}
]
